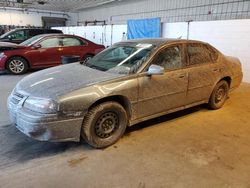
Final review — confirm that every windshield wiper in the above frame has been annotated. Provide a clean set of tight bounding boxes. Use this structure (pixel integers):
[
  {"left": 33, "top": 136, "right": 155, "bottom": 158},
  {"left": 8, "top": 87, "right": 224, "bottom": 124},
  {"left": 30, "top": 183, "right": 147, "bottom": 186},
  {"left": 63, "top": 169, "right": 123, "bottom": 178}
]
[{"left": 81, "top": 62, "right": 107, "bottom": 71}]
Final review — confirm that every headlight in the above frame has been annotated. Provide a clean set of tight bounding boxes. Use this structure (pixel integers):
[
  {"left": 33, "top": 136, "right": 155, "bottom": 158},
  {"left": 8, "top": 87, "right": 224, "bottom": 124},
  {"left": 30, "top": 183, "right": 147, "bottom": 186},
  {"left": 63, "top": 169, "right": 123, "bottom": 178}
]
[
  {"left": 24, "top": 97, "right": 58, "bottom": 114},
  {"left": 0, "top": 52, "right": 5, "bottom": 58}
]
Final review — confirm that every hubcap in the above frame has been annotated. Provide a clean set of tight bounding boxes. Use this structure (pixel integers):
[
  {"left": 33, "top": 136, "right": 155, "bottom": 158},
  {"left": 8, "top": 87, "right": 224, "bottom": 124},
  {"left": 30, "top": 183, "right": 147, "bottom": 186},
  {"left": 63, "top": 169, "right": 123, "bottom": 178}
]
[
  {"left": 84, "top": 56, "right": 92, "bottom": 63},
  {"left": 215, "top": 86, "right": 226, "bottom": 103},
  {"left": 95, "top": 112, "right": 119, "bottom": 139},
  {"left": 9, "top": 60, "right": 24, "bottom": 73}
]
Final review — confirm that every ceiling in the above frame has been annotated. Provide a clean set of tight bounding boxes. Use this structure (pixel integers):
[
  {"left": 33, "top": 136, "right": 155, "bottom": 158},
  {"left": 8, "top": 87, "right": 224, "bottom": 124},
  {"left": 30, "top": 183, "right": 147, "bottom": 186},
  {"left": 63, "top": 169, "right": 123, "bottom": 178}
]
[{"left": 0, "top": 0, "right": 128, "bottom": 12}]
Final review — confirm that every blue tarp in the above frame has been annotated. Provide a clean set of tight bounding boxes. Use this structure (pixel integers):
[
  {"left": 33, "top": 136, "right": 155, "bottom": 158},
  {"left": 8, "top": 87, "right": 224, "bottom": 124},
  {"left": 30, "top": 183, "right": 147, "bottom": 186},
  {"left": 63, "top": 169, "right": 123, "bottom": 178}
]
[{"left": 127, "top": 18, "right": 161, "bottom": 39}]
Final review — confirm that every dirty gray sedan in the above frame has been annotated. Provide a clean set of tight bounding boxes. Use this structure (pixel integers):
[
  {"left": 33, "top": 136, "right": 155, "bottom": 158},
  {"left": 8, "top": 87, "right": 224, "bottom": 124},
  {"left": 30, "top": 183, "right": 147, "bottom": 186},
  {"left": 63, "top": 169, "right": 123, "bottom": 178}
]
[{"left": 8, "top": 39, "right": 243, "bottom": 148}]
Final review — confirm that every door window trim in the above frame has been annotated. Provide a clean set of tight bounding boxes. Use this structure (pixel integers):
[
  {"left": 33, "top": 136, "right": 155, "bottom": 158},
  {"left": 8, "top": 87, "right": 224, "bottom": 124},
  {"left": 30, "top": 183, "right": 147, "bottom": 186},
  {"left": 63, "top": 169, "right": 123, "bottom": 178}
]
[
  {"left": 141, "top": 43, "right": 187, "bottom": 73},
  {"left": 38, "top": 36, "right": 62, "bottom": 49},
  {"left": 185, "top": 42, "right": 218, "bottom": 67},
  {"left": 61, "top": 37, "right": 87, "bottom": 47}
]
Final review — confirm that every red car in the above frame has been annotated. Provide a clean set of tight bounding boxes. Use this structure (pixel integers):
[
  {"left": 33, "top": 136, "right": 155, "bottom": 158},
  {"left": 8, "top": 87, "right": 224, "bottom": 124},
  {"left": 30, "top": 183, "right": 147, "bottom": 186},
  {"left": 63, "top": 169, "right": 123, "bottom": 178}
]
[{"left": 0, "top": 34, "right": 105, "bottom": 74}]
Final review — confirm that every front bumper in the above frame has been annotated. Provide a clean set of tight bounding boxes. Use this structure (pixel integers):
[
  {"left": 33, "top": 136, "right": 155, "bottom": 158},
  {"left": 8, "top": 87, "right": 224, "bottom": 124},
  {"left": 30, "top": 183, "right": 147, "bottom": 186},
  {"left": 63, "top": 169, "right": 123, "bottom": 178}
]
[
  {"left": 0, "top": 53, "right": 7, "bottom": 71},
  {"left": 8, "top": 93, "right": 84, "bottom": 142}
]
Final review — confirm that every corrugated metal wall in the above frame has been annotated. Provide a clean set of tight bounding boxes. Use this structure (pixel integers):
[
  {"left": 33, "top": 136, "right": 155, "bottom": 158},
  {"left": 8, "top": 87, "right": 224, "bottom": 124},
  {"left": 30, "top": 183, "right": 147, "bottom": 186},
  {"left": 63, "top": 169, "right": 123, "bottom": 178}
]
[{"left": 78, "top": 0, "right": 250, "bottom": 24}]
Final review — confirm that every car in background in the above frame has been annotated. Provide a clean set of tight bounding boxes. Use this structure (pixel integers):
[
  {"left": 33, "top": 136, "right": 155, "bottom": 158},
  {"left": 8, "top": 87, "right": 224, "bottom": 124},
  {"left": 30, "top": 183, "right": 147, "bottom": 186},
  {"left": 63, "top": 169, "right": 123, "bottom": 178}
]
[
  {"left": 0, "top": 28, "right": 63, "bottom": 44},
  {"left": 7, "top": 39, "right": 242, "bottom": 148},
  {"left": 0, "top": 34, "right": 105, "bottom": 74}
]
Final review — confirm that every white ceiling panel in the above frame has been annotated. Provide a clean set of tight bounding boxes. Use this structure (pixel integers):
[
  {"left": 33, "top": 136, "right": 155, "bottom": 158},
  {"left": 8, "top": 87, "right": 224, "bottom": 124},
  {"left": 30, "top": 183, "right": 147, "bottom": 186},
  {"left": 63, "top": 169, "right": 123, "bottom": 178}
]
[{"left": 0, "top": 0, "right": 130, "bottom": 12}]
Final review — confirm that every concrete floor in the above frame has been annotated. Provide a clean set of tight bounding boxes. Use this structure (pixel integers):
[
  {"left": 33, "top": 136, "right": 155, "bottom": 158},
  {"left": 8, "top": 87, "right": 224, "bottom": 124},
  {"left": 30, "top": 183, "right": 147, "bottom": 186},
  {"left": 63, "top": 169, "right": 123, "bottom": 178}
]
[{"left": 1, "top": 72, "right": 250, "bottom": 188}]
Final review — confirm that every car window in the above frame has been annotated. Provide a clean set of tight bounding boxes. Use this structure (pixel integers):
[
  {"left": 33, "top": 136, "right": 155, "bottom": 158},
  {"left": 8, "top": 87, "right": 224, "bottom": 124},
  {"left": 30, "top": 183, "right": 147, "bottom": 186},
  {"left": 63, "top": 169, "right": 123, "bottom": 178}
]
[
  {"left": 62, "top": 37, "right": 84, "bottom": 47},
  {"left": 21, "top": 35, "right": 43, "bottom": 46},
  {"left": 188, "top": 43, "right": 215, "bottom": 65},
  {"left": 102, "top": 46, "right": 136, "bottom": 61},
  {"left": 10, "top": 30, "right": 25, "bottom": 41},
  {"left": 151, "top": 45, "right": 185, "bottom": 71},
  {"left": 207, "top": 45, "right": 219, "bottom": 61},
  {"left": 29, "top": 30, "right": 44, "bottom": 37},
  {"left": 40, "top": 37, "right": 60, "bottom": 48},
  {"left": 45, "top": 29, "right": 62, "bottom": 34},
  {"left": 84, "top": 44, "right": 154, "bottom": 74}
]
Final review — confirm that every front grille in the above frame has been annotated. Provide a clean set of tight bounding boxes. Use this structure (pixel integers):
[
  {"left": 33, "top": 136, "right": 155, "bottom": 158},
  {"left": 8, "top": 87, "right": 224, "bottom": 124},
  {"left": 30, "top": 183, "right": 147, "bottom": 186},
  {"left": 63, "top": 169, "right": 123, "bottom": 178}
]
[{"left": 10, "top": 92, "right": 25, "bottom": 105}]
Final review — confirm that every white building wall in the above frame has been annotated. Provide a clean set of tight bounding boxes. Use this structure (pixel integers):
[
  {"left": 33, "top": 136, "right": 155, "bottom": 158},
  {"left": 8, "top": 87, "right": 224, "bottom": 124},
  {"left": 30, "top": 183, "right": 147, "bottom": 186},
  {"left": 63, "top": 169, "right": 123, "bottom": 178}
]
[
  {"left": 159, "top": 20, "right": 250, "bottom": 83},
  {"left": 53, "top": 25, "right": 127, "bottom": 47},
  {"left": 189, "top": 19, "right": 250, "bottom": 82},
  {"left": 56, "top": 19, "right": 250, "bottom": 82},
  {"left": 78, "top": 0, "right": 250, "bottom": 24},
  {"left": 162, "top": 22, "right": 188, "bottom": 39},
  {"left": 0, "top": 9, "right": 77, "bottom": 26}
]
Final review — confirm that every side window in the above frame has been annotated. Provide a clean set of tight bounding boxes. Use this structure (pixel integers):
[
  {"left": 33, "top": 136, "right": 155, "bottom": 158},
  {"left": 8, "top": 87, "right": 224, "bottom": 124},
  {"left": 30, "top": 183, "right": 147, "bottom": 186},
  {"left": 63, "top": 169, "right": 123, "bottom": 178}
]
[
  {"left": 40, "top": 37, "right": 60, "bottom": 48},
  {"left": 29, "top": 30, "right": 44, "bottom": 37},
  {"left": 207, "top": 45, "right": 219, "bottom": 61},
  {"left": 188, "top": 43, "right": 216, "bottom": 66},
  {"left": 10, "top": 30, "right": 25, "bottom": 40},
  {"left": 62, "top": 37, "right": 84, "bottom": 47},
  {"left": 151, "top": 45, "right": 184, "bottom": 71}
]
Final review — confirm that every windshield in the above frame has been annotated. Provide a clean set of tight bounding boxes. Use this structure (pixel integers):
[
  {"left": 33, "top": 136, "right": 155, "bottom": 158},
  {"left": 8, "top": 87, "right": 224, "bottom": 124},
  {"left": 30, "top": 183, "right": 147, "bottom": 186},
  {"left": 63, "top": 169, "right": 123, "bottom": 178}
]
[
  {"left": 0, "top": 30, "right": 14, "bottom": 39},
  {"left": 83, "top": 43, "right": 155, "bottom": 75},
  {"left": 20, "top": 35, "right": 43, "bottom": 46}
]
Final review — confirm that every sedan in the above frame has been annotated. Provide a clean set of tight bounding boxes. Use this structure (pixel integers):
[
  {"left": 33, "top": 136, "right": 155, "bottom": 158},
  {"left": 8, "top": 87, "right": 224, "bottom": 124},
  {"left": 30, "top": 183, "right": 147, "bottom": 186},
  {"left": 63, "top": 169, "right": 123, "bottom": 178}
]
[
  {"left": 0, "top": 34, "right": 105, "bottom": 74},
  {"left": 7, "top": 39, "right": 243, "bottom": 148}
]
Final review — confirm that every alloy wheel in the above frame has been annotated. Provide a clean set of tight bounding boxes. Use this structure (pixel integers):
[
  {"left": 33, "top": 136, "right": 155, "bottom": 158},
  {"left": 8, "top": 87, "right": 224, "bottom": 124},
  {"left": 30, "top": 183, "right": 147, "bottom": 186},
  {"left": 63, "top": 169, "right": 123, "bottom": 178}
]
[{"left": 9, "top": 59, "right": 25, "bottom": 74}]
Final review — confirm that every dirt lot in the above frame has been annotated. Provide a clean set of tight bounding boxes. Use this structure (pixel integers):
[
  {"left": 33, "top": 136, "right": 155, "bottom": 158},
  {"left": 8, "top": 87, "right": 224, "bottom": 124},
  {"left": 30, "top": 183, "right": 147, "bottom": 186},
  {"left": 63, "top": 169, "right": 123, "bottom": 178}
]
[{"left": 1, "top": 73, "right": 250, "bottom": 188}]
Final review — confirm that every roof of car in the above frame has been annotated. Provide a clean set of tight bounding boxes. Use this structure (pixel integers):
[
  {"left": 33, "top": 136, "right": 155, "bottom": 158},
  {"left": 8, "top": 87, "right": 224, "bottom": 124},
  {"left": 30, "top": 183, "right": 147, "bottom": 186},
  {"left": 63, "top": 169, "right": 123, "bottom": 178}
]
[
  {"left": 33, "top": 34, "right": 77, "bottom": 38},
  {"left": 117, "top": 38, "right": 208, "bottom": 47},
  {"left": 124, "top": 38, "right": 173, "bottom": 45},
  {"left": 13, "top": 28, "right": 60, "bottom": 31}
]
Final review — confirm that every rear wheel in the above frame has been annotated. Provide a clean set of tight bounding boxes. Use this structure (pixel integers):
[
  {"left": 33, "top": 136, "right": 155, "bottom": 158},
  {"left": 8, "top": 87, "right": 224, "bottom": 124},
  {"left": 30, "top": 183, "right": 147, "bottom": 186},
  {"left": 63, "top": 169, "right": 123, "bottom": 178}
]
[
  {"left": 208, "top": 80, "right": 229, "bottom": 109},
  {"left": 81, "top": 102, "right": 128, "bottom": 148},
  {"left": 82, "top": 54, "right": 93, "bottom": 63},
  {"left": 6, "top": 57, "right": 28, "bottom": 75}
]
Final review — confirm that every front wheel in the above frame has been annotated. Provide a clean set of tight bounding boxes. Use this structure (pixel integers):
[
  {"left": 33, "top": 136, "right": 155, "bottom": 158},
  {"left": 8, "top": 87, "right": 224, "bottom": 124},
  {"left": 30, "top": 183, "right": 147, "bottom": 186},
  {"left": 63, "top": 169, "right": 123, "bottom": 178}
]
[
  {"left": 81, "top": 102, "right": 128, "bottom": 148},
  {"left": 6, "top": 57, "right": 28, "bottom": 75},
  {"left": 208, "top": 80, "right": 229, "bottom": 110}
]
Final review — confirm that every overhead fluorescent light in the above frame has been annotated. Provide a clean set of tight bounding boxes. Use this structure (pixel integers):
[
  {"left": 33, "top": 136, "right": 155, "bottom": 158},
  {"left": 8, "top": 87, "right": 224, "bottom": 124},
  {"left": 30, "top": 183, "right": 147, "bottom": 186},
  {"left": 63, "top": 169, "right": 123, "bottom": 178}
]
[{"left": 96, "top": 0, "right": 116, "bottom": 6}]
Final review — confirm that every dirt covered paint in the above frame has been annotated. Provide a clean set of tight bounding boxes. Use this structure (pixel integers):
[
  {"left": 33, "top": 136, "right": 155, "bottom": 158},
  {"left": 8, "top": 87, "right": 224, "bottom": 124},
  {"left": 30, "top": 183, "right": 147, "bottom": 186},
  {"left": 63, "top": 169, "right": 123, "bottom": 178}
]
[{"left": 7, "top": 39, "right": 243, "bottom": 143}]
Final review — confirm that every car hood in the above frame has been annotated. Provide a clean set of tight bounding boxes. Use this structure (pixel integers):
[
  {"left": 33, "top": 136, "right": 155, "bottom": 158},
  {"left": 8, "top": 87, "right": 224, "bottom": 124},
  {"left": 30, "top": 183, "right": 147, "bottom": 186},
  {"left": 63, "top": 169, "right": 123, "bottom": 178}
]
[
  {"left": 16, "top": 63, "right": 124, "bottom": 100},
  {"left": 0, "top": 42, "right": 26, "bottom": 52}
]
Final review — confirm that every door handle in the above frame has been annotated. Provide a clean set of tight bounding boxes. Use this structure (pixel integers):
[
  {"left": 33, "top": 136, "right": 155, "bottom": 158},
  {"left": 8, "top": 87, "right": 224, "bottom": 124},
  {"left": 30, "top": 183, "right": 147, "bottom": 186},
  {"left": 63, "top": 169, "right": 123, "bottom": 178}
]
[{"left": 178, "top": 74, "right": 186, "bottom": 79}]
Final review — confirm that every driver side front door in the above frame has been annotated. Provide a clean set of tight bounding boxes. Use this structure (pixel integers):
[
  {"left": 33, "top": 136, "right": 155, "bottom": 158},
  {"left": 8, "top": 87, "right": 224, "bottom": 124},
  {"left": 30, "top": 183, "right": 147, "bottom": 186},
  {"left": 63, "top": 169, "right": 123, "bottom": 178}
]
[
  {"left": 27, "top": 37, "right": 63, "bottom": 67},
  {"left": 137, "top": 44, "right": 188, "bottom": 119}
]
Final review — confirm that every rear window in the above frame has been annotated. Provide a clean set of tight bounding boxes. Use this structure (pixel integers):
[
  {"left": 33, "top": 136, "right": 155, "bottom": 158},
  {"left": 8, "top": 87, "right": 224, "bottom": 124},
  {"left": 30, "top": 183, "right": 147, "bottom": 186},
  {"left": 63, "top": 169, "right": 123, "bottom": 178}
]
[
  {"left": 29, "top": 29, "right": 44, "bottom": 37},
  {"left": 45, "top": 29, "right": 63, "bottom": 34},
  {"left": 187, "top": 43, "right": 218, "bottom": 66}
]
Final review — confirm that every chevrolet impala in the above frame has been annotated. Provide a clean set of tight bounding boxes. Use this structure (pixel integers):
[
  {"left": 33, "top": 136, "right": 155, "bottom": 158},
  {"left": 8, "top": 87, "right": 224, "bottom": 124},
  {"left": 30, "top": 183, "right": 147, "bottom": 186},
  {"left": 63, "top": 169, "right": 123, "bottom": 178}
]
[{"left": 7, "top": 39, "right": 243, "bottom": 148}]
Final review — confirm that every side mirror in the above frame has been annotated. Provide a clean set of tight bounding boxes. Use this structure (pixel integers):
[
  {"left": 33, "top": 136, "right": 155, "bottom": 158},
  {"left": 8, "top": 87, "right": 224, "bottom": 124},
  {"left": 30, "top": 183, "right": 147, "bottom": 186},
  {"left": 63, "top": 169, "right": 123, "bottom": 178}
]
[
  {"left": 32, "top": 43, "right": 42, "bottom": 49},
  {"left": 8, "top": 35, "right": 13, "bottom": 40},
  {"left": 147, "top": 64, "right": 164, "bottom": 76}
]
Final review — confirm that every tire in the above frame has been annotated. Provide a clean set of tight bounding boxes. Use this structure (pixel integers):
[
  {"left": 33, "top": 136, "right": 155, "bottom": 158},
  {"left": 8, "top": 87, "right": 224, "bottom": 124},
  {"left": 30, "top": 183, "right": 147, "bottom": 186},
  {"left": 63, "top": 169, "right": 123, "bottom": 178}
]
[
  {"left": 82, "top": 54, "right": 93, "bottom": 63},
  {"left": 6, "top": 57, "right": 28, "bottom": 75},
  {"left": 81, "top": 102, "right": 128, "bottom": 149},
  {"left": 208, "top": 80, "right": 229, "bottom": 110}
]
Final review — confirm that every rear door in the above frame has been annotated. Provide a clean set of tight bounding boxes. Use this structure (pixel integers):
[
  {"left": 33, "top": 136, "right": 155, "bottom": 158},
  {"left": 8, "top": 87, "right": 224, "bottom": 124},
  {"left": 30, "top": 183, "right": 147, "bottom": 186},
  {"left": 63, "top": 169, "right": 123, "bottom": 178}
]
[
  {"left": 186, "top": 42, "right": 221, "bottom": 104},
  {"left": 28, "top": 36, "right": 63, "bottom": 67},
  {"left": 61, "top": 37, "right": 88, "bottom": 59}
]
